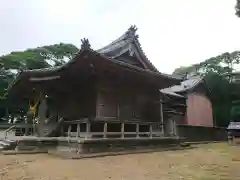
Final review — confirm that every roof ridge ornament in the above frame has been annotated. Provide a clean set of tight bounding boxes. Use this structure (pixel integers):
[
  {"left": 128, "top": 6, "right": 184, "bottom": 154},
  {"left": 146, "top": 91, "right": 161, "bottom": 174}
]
[
  {"left": 127, "top": 25, "right": 139, "bottom": 39},
  {"left": 81, "top": 38, "right": 91, "bottom": 50}
]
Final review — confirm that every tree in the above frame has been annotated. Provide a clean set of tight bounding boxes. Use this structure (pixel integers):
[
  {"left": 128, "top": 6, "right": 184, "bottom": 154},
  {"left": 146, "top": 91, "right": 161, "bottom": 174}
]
[
  {"left": 0, "top": 43, "right": 78, "bottom": 70},
  {"left": 172, "top": 65, "right": 199, "bottom": 76},
  {"left": 173, "top": 51, "right": 240, "bottom": 126},
  {"left": 230, "top": 100, "right": 240, "bottom": 121},
  {"left": 236, "top": 0, "right": 240, "bottom": 17},
  {"left": 205, "top": 72, "right": 232, "bottom": 126},
  {"left": 0, "top": 43, "right": 79, "bottom": 122}
]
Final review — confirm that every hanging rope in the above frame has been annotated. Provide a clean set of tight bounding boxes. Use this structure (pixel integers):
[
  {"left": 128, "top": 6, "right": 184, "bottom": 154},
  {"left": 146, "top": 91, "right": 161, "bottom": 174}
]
[{"left": 28, "top": 92, "right": 42, "bottom": 118}]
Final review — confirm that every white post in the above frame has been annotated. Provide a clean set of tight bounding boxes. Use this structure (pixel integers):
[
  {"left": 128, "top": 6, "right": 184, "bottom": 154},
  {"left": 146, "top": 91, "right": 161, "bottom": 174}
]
[
  {"left": 136, "top": 123, "right": 139, "bottom": 138},
  {"left": 121, "top": 123, "right": 124, "bottom": 139},
  {"left": 76, "top": 124, "right": 80, "bottom": 138},
  {"left": 149, "top": 124, "right": 153, "bottom": 138},
  {"left": 86, "top": 122, "right": 90, "bottom": 139},
  {"left": 68, "top": 125, "right": 71, "bottom": 137},
  {"left": 104, "top": 122, "right": 107, "bottom": 138}
]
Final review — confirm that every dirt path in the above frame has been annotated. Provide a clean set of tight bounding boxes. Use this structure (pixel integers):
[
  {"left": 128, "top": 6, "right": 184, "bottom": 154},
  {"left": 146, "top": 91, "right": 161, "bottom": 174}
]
[{"left": 0, "top": 143, "right": 239, "bottom": 180}]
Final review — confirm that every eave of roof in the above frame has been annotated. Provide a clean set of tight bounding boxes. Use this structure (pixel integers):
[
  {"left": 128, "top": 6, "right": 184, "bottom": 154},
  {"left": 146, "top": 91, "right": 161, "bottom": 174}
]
[
  {"left": 93, "top": 50, "right": 183, "bottom": 81},
  {"left": 159, "top": 89, "right": 184, "bottom": 98},
  {"left": 7, "top": 26, "right": 184, "bottom": 93}
]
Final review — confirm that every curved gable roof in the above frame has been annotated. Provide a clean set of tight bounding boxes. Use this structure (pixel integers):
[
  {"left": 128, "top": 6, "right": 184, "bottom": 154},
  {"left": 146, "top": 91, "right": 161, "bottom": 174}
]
[{"left": 97, "top": 25, "right": 159, "bottom": 72}]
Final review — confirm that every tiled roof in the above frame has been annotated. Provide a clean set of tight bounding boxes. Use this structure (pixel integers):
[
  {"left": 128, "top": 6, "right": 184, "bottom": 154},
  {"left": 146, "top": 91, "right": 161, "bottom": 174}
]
[
  {"left": 97, "top": 25, "right": 160, "bottom": 72},
  {"left": 14, "top": 26, "right": 183, "bottom": 80},
  {"left": 7, "top": 25, "right": 184, "bottom": 92},
  {"left": 96, "top": 26, "right": 182, "bottom": 80}
]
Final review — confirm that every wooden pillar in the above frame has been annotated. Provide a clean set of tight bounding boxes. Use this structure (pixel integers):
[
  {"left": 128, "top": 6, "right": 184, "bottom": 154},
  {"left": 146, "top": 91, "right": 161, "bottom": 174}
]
[
  {"left": 96, "top": 91, "right": 100, "bottom": 117},
  {"left": 57, "top": 111, "right": 60, "bottom": 122},
  {"left": 24, "top": 128, "right": 28, "bottom": 136},
  {"left": 67, "top": 125, "right": 71, "bottom": 137},
  {"left": 117, "top": 102, "right": 120, "bottom": 119},
  {"left": 76, "top": 124, "right": 80, "bottom": 138},
  {"left": 173, "top": 119, "right": 176, "bottom": 136},
  {"left": 136, "top": 123, "right": 139, "bottom": 138},
  {"left": 232, "top": 135, "right": 236, "bottom": 145},
  {"left": 103, "top": 122, "right": 107, "bottom": 138},
  {"left": 160, "top": 97, "right": 164, "bottom": 134},
  {"left": 170, "top": 119, "right": 175, "bottom": 136},
  {"left": 149, "top": 124, "right": 153, "bottom": 138},
  {"left": 60, "top": 126, "right": 64, "bottom": 137},
  {"left": 121, "top": 123, "right": 124, "bottom": 139}
]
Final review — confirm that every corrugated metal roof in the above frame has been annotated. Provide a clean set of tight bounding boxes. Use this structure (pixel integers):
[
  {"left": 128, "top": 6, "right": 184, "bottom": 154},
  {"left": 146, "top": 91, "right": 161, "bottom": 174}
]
[
  {"left": 159, "top": 89, "right": 184, "bottom": 98},
  {"left": 170, "top": 76, "right": 203, "bottom": 92},
  {"left": 227, "top": 122, "right": 240, "bottom": 130},
  {"left": 161, "top": 76, "right": 202, "bottom": 92},
  {"left": 160, "top": 76, "right": 203, "bottom": 97}
]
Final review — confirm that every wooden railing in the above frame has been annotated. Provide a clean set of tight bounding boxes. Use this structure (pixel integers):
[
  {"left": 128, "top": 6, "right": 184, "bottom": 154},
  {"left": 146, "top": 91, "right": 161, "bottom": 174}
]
[
  {"left": 4, "top": 125, "right": 16, "bottom": 140},
  {"left": 3, "top": 124, "right": 34, "bottom": 140},
  {"left": 63, "top": 119, "right": 165, "bottom": 139}
]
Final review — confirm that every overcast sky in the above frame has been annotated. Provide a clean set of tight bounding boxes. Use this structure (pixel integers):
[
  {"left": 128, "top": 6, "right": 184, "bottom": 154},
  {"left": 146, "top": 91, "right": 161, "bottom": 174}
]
[{"left": 0, "top": 0, "right": 240, "bottom": 73}]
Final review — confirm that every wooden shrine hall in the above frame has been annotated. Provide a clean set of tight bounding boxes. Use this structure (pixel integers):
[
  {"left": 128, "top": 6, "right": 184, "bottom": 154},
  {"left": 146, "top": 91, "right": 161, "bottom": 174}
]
[{"left": 5, "top": 26, "right": 186, "bottom": 154}]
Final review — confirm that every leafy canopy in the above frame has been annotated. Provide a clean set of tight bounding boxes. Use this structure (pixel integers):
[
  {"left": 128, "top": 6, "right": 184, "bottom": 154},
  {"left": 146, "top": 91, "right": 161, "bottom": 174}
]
[
  {"left": 0, "top": 43, "right": 79, "bottom": 121},
  {"left": 173, "top": 51, "right": 240, "bottom": 126}
]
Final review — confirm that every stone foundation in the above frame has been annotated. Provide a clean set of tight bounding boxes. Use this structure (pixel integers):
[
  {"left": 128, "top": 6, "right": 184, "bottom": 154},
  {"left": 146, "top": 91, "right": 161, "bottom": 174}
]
[
  {"left": 13, "top": 137, "right": 184, "bottom": 158},
  {"left": 15, "top": 138, "right": 58, "bottom": 151},
  {"left": 51, "top": 137, "right": 184, "bottom": 158},
  {"left": 176, "top": 125, "right": 227, "bottom": 142}
]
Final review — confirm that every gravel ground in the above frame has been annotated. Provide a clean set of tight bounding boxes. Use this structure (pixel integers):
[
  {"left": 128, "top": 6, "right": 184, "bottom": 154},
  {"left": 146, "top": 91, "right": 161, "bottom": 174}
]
[{"left": 0, "top": 143, "right": 239, "bottom": 180}]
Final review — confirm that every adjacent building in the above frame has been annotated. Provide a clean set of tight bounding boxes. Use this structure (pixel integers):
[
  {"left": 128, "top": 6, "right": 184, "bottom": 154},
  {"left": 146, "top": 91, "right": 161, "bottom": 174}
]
[{"left": 161, "top": 76, "right": 214, "bottom": 127}]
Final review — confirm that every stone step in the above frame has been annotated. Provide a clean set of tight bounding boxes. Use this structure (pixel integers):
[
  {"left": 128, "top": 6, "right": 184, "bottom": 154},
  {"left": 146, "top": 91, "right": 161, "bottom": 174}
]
[
  {"left": 48, "top": 145, "right": 194, "bottom": 159},
  {"left": 0, "top": 139, "right": 17, "bottom": 151},
  {"left": 0, "top": 141, "right": 10, "bottom": 146},
  {"left": 4, "top": 139, "right": 15, "bottom": 143},
  {"left": 2, "top": 149, "right": 48, "bottom": 155}
]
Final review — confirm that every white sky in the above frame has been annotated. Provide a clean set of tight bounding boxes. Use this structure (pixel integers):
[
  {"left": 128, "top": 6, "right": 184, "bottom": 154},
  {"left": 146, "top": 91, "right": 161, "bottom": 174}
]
[{"left": 0, "top": 0, "right": 239, "bottom": 73}]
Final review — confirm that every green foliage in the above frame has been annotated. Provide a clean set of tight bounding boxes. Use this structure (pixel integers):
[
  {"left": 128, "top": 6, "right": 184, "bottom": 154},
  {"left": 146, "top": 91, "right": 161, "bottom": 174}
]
[
  {"left": 205, "top": 72, "right": 232, "bottom": 126},
  {"left": 230, "top": 105, "right": 240, "bottom": 121},
  {"left": 230, "top": 100, "right": 240, "bottom": 121},
  {"left": 0, "top": 43, "right": 78, "bottom": 71},
  {"left": 236, "top": 0, "right": 240, "bottom": 17},
  {"left": 173, "top": 66, "right": 198, "bottom": 76},
  {"left": 173, "top": 51, "right": 240, "bottom": 127},
  {"left": 0, "top": 43, "right": 79, "bottom": 121}
]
